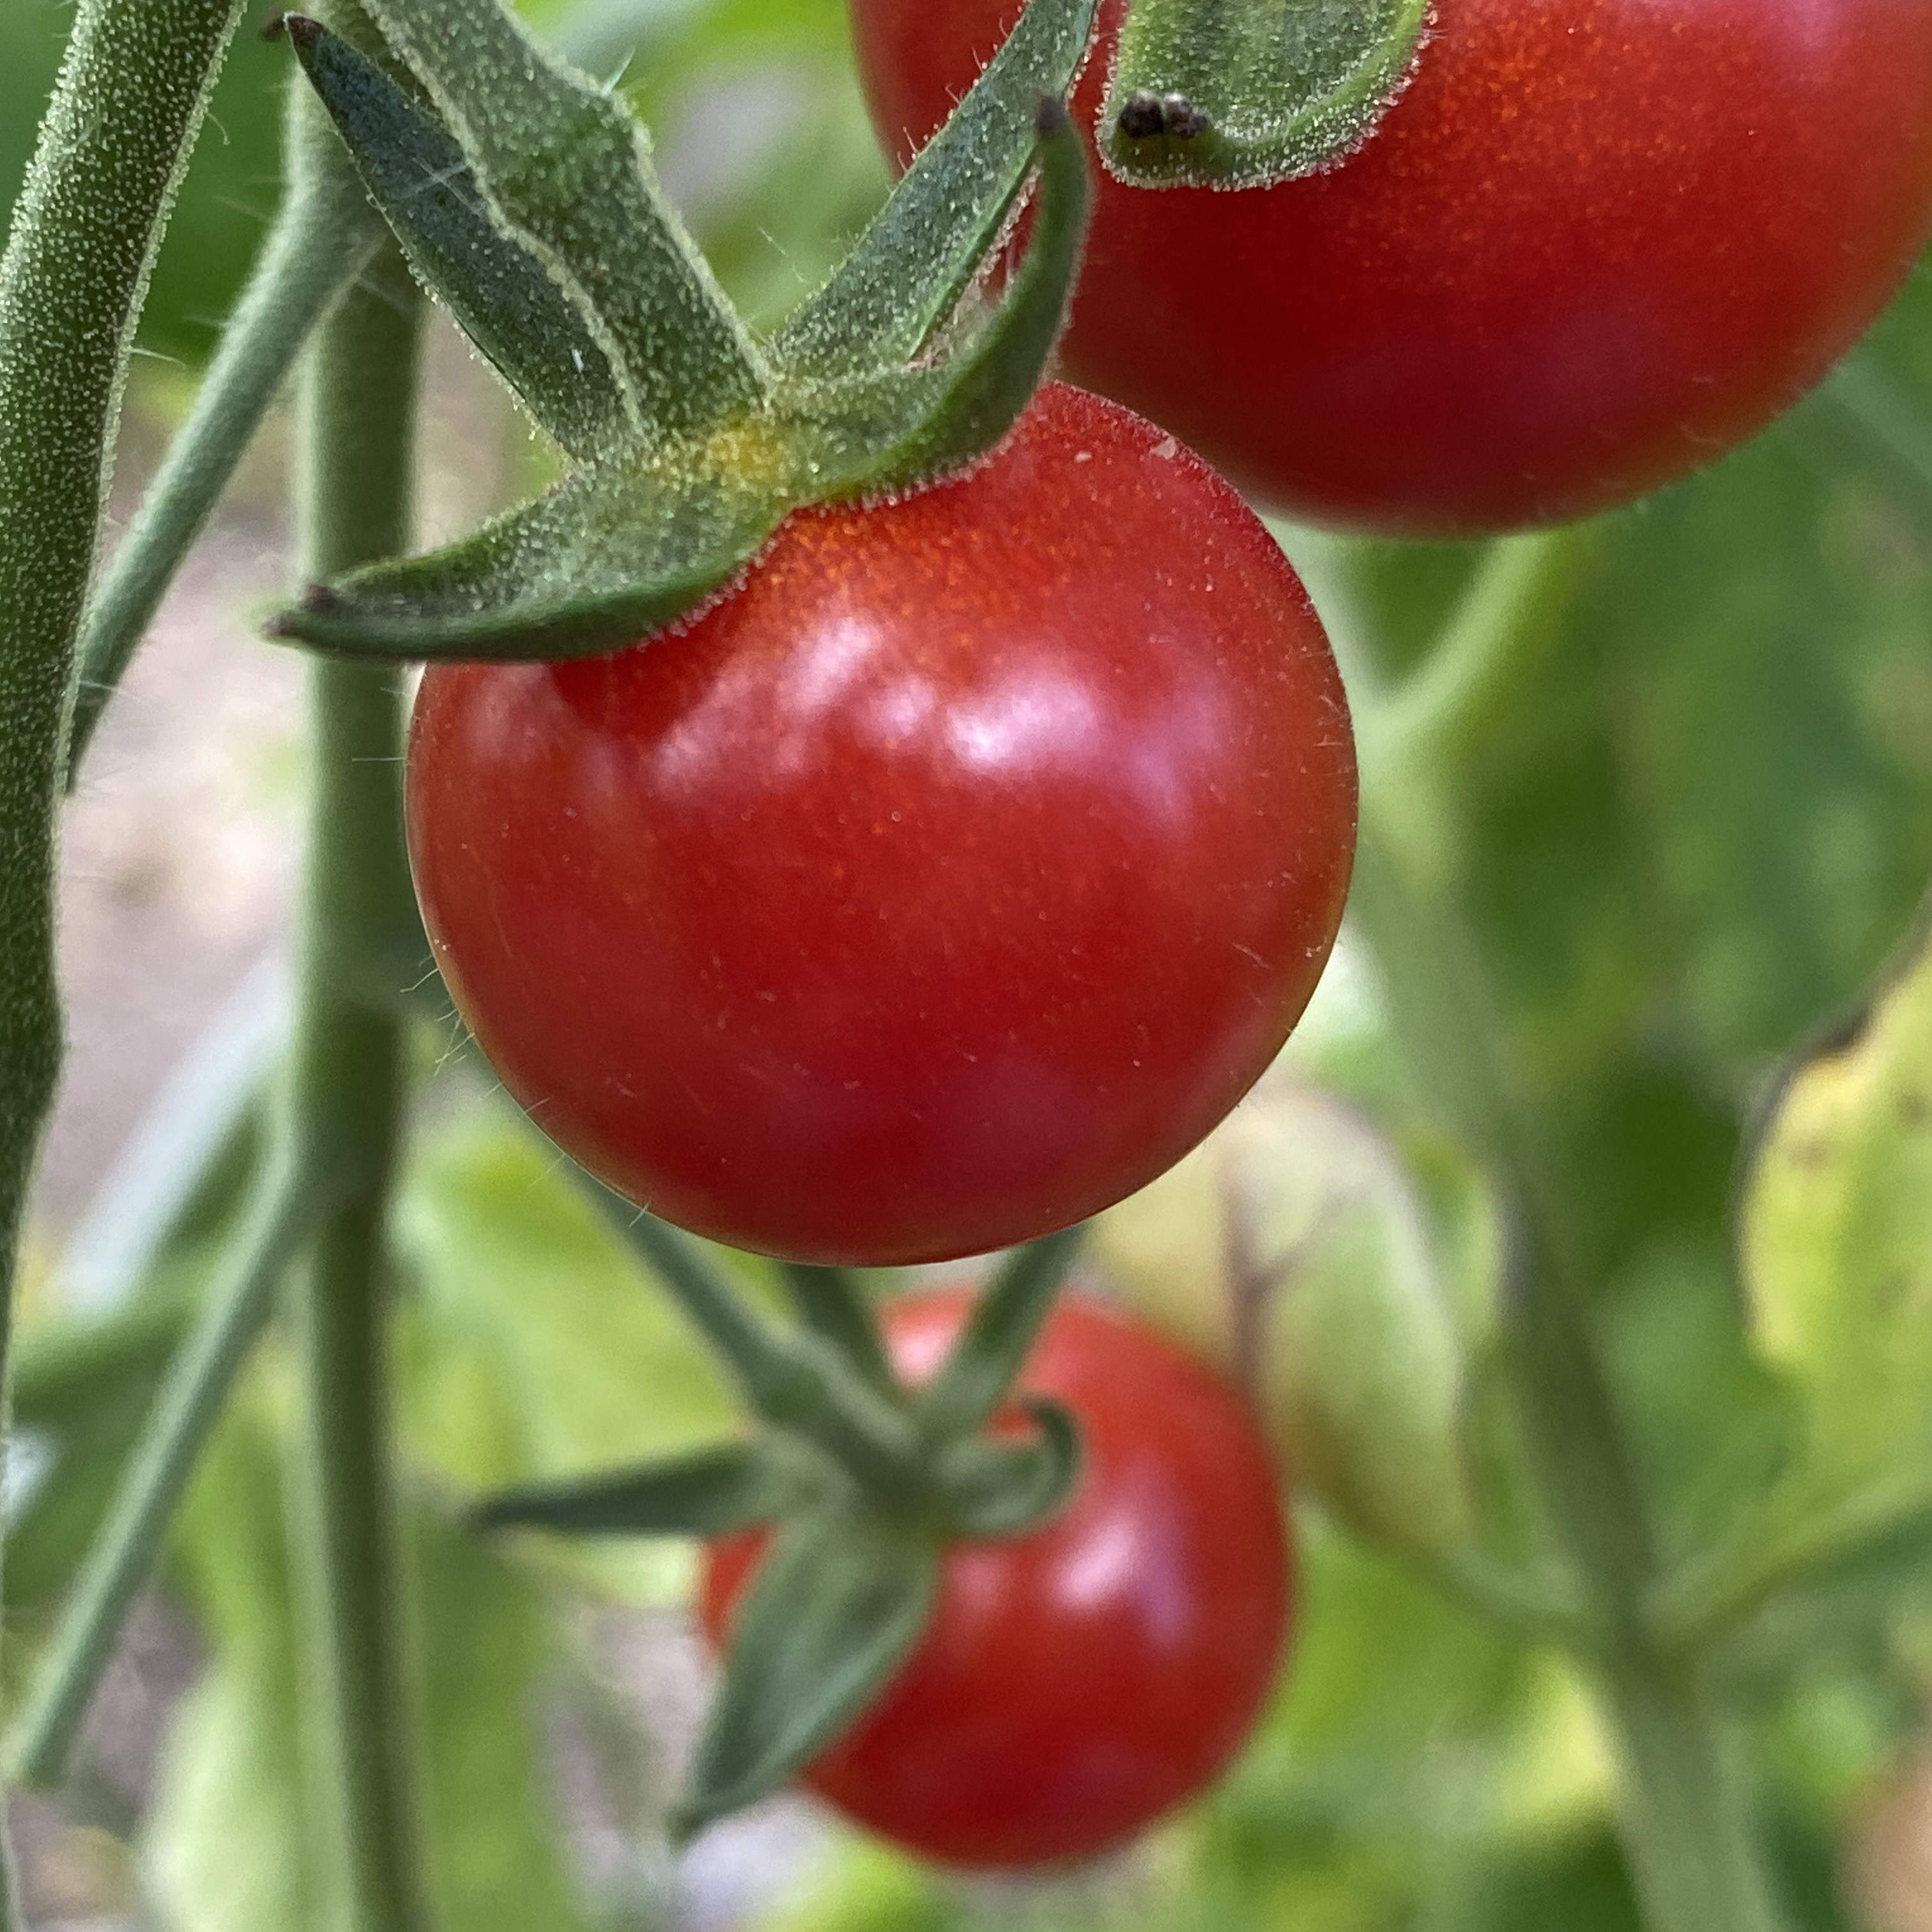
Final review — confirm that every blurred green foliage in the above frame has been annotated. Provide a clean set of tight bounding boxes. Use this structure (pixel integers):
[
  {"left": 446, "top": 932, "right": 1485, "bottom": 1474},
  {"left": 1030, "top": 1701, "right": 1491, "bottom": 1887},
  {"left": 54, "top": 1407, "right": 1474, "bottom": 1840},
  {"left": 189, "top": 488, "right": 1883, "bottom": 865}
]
[
  {"left": 10, "top": 0, "right": 1932, "bottom": 1926},
  {"left": 0, "top": 0, "right": 882, "bottom": 368}
]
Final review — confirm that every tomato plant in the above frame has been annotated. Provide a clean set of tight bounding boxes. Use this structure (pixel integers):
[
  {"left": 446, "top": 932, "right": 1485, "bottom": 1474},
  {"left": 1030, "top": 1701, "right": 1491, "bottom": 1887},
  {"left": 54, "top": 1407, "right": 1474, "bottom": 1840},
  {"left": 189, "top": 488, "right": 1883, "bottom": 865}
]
[
  {"left": 850, "top": 0, "right": 1932, "bottom": 533},
  {"left": 406, "top": 381, "right": 1356, "bottom": 1266},
  {"left": 18, "top": 0, "right": 1932, "bottom": 1922},
  {"left": 702, "top": 1284, "right": 1291, "bottom": 1867}
]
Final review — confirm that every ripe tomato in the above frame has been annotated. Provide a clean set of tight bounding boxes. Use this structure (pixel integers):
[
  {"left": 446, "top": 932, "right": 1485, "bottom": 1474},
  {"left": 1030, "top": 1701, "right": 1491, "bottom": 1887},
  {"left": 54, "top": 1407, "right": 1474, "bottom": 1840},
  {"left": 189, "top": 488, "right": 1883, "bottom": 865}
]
[
  {"left": 406, "top": 384, "right": 1355, "bottom": 1265},
  {"left": 850, "top": 0, "right": 1932, "bottom": 533},
  {"left": 702, "top": 1285, "right": 1291, "bottom": 1866}
]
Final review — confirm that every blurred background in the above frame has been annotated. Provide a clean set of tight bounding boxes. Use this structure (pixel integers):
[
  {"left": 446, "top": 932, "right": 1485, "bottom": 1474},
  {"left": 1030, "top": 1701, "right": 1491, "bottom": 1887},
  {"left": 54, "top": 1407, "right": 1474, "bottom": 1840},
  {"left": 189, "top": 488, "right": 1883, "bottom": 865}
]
[{"left": 9, "top": 0, "right": 1932, "bottom": 1928}]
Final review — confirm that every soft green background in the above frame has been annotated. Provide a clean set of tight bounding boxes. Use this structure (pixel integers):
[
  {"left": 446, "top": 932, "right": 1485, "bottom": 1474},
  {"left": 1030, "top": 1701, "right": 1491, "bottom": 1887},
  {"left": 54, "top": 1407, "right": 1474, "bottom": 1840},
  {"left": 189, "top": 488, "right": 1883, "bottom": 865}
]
[{"left": 9, "top": 0, "right": 1932, "bottom": 1927}]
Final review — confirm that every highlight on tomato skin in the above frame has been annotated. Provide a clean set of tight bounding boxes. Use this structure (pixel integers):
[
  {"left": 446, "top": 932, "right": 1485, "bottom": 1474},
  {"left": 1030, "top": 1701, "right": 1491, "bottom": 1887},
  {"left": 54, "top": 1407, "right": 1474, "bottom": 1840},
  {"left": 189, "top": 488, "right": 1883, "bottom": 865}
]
[
  {"left": 850, "top": 0, "right": 1932, "bottom": 535},
  {"left": 702, "top": 1285, "right": 1292, "bottom": 1868},
  {"left": 404, "top": 382, "right": 1358, "bottom": 1267}
]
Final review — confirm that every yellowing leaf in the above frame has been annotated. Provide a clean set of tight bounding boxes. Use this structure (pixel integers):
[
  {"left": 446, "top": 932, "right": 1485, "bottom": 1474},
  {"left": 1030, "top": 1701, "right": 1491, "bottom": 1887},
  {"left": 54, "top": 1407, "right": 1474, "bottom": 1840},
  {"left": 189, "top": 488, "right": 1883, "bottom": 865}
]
[{"left": 1744, "top": 909, "right": 1932, "bottom": 1478}]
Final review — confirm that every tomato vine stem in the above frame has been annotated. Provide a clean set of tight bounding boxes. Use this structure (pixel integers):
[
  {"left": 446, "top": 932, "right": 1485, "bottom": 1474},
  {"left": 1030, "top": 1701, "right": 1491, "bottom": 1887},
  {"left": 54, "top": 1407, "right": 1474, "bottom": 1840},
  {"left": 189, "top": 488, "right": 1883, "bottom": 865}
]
[
  {"left": 279, "top": 72, "right": 429, "bottom": 1929},
  {"left": 778, "top": 1263, "right": 898, "bottom": 1395},
  {"left": 594, "top": 1200, "right": 926, "bottom": 1503},
  {"left": 0, "top": 0, "right": 250, "bottom": 1902},
  {"left": 65, "top": 138, "right": 387, "bottom": 778},
  {"left": 1317, "top": 534, "right": 1791, "bottom": 1932},
  {"left": 8, "top": 1140, "right": 316, "bottom": 1788}
]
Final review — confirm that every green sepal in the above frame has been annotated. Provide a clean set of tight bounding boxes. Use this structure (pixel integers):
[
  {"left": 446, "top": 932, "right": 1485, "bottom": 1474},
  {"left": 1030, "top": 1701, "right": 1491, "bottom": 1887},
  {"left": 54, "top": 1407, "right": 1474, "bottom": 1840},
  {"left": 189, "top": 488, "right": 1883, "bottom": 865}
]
[
  {"left": 1099, "top": 0, "right": 1429, "bottom": 188},
  {"left": 282, "top": 17, "right": 623, "bottom": 459},
  {"left": 266, "top": 443, "right": 774, "bottom": 659},
  {"left": 916, "top": 1225, "right": 1086, "bottom": 1441},
  {"left": 843, "top": 98, "right": 1091, "bottom": 500},
  {"left": 270, "top": 106, "right": 1089, "bottom": 660},
  {"left": 673, "top": 1506, "right": 939, "bottom": 1839},
  {"left": 772, "top": 0, "right": 1100, "bottom": 378},
  {"left": 471, "top": 1439, "right": 800, "bottom": 1539},
  {"left": 355, "top": 0, "right": 767, "bottom": 443},
  {"left": 932, "top": 1395, "right": 1082, "bottom": 1537}
]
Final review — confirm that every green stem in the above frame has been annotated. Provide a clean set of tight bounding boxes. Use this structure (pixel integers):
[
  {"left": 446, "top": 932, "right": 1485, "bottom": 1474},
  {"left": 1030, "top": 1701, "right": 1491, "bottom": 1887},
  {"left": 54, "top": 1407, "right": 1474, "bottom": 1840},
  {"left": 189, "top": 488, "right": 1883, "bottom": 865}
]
[
  {"left": 1653, "top": 1472, "right": 1932, "bottom": 1653},
  {"left": 1372, "top": 529, "right": 1590, "bottom": 786},
  {"left": 1333, "top": 542, "right": 1787, "bottom": 1932},
  {"left": 594, "top": 1196, "right": 920, "bottom": 1498},
  {"left": 0, "top": 0, "right": 246, "bottom": 1908},
  {"left": 778, "top": 1264, "right": 895, "bottom": 1395},
  {"left": 7, "top": 1146, "right": 316, "bottom": 1790},
  {"left": 67, "top": 142, "right": 387, "bottom": 775},
  {"left": 280, "top": 79, "right": 428, "bottom": 1932},
  {"left": 918, "top": 1225, "right": 1085, "bottom": 1438}
]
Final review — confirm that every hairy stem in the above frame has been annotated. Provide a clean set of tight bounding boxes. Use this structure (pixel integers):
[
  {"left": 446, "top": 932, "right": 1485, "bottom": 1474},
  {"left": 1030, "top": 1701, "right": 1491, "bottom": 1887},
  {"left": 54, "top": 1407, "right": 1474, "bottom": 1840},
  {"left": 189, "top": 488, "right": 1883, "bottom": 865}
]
[
  {"left": 0, "top": 0, "right": 246, "bottom": 1903},
  {"left": 280, "top": 81, "right": 429, "bottom": 1932}
]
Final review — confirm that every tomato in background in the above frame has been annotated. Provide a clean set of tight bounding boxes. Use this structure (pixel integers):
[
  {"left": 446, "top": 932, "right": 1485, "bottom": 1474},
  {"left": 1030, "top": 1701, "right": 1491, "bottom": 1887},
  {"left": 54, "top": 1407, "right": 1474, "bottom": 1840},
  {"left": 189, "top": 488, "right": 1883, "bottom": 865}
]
[
  {"left": 850, "top": 0, "right": 1932, "bottom": 534},
  {"left": 406, "top": 384, "right": 1356, "bottom": 1266},
  {"left": 703, "top": 1285, "right": 1292, "bottom": 1867}
]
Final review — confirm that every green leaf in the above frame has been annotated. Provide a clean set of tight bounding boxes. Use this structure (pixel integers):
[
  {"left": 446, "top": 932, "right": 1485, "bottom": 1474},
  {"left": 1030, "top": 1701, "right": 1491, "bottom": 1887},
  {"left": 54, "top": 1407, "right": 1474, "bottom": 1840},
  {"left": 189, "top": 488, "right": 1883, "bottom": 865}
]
[
  {"left": 357, "top": 0, "right": 767, "bottom": 443},
  {"left": 1099, "top": 0, "right": 1429, "bottom": 188},
  {"left": 675, "top": 1507, "right": 938, "bottom": 1836},
  {"left": 771, "top": 0, "right": 1099, "bottom": 376},
  {"left": 145, "top": 1391, "right": 317, "bottom": 1932},
  {"left": 1, "top": 1294, "right": 190, "bottom": 1636},
  {"left": 1743, "top": 908, "right": 1932, "bottom": 1482},
  {"left": 286, "top": 17, "right": 625, "bottom": 458},
  {"left": 149, "top": 1379, "right": 595, "bottom": 1932},
  {"left": 1194, "top": 1521, "right": 1613, "bottom": 1887},
  {"left": 475, "top": 1438, "right": 801, "bottom": 1537},
  {"left": 410, "top": 1510, "right": 595, "bottom": 1932}
]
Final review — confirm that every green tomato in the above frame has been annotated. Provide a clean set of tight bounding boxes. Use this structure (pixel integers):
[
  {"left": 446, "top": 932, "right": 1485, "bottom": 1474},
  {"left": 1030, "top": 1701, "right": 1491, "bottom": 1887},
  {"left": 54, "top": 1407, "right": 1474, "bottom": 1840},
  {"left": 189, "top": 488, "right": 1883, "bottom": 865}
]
[{"left": 1093, "top": 1073, "right": 1476, "bottom": 1556}]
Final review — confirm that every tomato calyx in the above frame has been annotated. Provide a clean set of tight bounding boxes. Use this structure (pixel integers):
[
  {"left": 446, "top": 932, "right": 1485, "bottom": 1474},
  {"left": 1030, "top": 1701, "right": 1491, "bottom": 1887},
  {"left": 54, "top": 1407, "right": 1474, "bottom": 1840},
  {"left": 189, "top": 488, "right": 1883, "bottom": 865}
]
[
  {"left": 262, "top": 0, "right": 1099, "bottom": 663},
  {"left": 1099, "top": 0, "right": 1430, "bottom": 188},
  {"left": 477, "top": 1230, "right": 1085, "bottom": 1839}
]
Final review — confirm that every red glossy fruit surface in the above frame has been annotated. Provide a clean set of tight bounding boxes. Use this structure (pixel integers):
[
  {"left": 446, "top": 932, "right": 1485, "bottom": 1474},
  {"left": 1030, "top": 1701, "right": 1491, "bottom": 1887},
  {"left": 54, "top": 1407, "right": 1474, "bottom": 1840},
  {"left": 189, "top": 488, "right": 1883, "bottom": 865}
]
[
  {"left": 702, "top": 1285, "right": 1291, "bottom": 1866},
  {"left": 406, "top": 383, "right": 1355, "bottom": 1265},
  {"left": 850, "top": 0, "right": 1932, "bottom": 533}
]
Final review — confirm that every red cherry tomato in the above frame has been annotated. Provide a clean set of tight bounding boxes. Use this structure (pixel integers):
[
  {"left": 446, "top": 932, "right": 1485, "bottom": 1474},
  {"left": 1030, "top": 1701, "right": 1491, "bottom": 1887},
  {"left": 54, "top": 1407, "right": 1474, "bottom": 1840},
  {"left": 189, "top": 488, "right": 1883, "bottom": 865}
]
[
  {"left": 850, "top": 0, "right": 1932, "bottom": 533},
  {"left": 702, "top": 1285, "right": 1291, "bottom": 1866},
  {"left": 406, "top": 384, "right": 1355, "bottom": 1265}
]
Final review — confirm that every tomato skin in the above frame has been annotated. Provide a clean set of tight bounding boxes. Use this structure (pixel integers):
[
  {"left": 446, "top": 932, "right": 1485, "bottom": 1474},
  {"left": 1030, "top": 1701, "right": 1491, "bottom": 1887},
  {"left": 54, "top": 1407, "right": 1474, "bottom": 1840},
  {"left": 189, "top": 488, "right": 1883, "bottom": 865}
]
[
  {"left": 851, "top": 0, "right": 1932, "bottom": 533},
  {"left": 702, "top": 1287, "right": 1291, "bottom": 1867},
  {"left": 406, "top": 384, "right": 1354, "bottom": 1266}
]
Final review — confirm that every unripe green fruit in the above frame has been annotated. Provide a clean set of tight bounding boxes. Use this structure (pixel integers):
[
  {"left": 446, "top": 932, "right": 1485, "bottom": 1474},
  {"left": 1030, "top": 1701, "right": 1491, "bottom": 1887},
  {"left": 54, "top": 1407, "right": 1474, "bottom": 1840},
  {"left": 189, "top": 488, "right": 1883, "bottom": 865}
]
[{"left": 1093, "top": 1074, "right": 1475, "bottom": 1556}]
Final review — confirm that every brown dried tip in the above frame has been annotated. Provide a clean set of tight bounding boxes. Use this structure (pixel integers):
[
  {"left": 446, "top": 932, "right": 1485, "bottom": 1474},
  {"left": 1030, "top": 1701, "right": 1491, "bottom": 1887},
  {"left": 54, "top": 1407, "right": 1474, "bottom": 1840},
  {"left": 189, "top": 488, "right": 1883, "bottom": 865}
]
[
  {"left": 1116, "top": 89, "right": 1165, "bottom": 139},
  {"left": 273, "top": 12, "right": 321, "bottom": 48},
  {"left": 1034, "top": 93, "right": 1072, "bottom": 140},
  {"left": 298, "top": 581, "right": 342, "bottom": 613}
]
